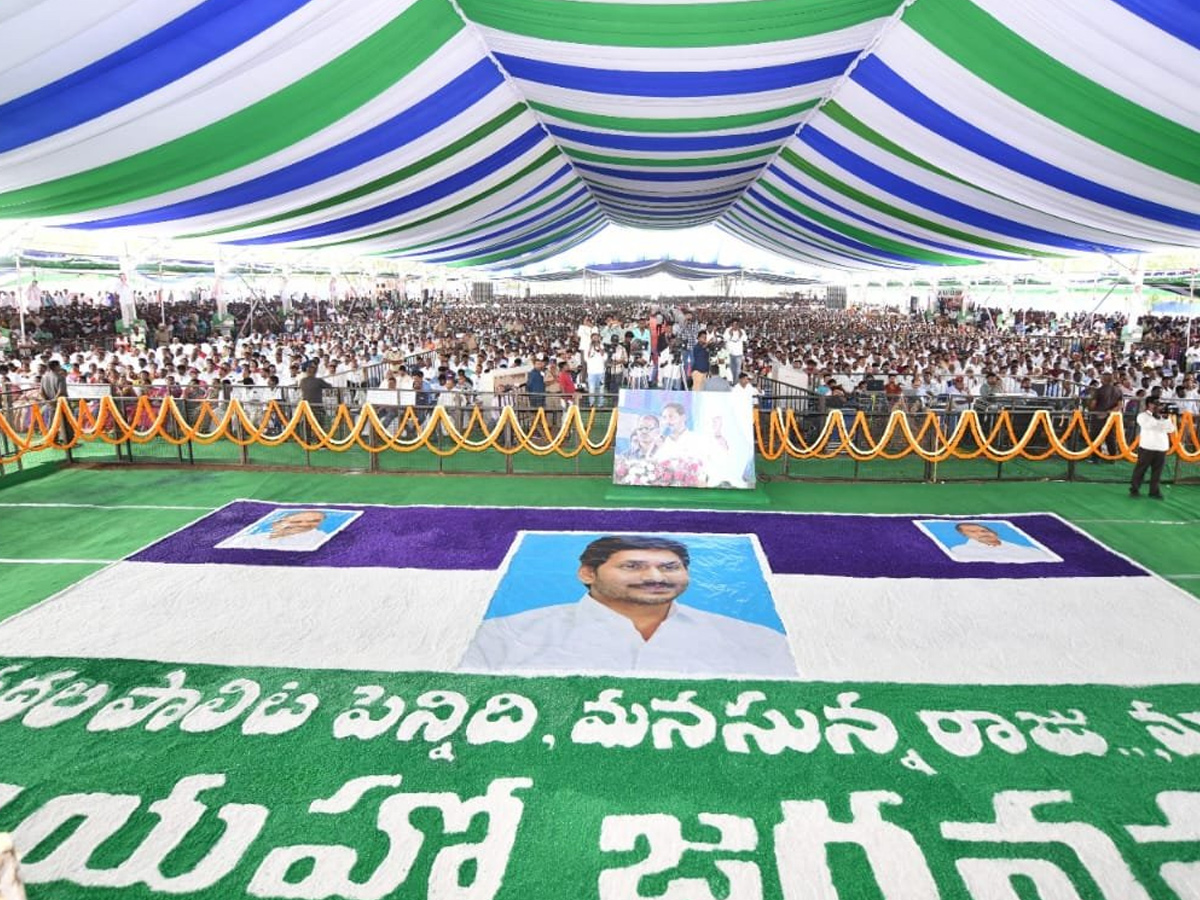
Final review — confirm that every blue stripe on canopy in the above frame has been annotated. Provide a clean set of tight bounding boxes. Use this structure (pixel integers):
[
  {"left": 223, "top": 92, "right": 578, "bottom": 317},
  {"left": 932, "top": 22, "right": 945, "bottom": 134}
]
[
  {"left": 590, "top": 185, "right": 744, "bottom": 204},
  {"left": 228, "top": 125, "right": 548, "bottom": 244},
  {"left": 546, "top": 123, "right": 796, "bottom": 152},
  {"left": 480, "top": 221, "right": 607, "bottom": 269},
  {"left": 733, "top": 204, "right": 910, "bottom": 268},
  {"left": 852, "top": 56, "right": 1200, "bottom": 231},
  {"left": 425, "top": 187, "right": 592, "bottom": 254},
  {"left": 495, "top": 52, "right": 856, "bottom": 97},
  {"left": 766, "top": 163, "right": 1021, "bottom": 260},
  {"left": 69, "top": 60, "right": 506, "bottom": 229},
  {"left": 423, "top": 208, "right": 605, "bottom": 262},
  {"left": 1108, "top": 0, "right": 1200, "bottom": 49},
  {"left": 493, "top": 165, "right": 575, "bottom": 213},
  {"left": 0, "top": 2, "right": 1194, "bottom": 271},
  {"left": 447, "top": 216, "right": 607, "bottom": 265},
  {"left": 0, "top": 0, "right": 315, "bottom": 154},
  {"left": 731, "top": 203, "right": 889, "bottom": 267},
  {"left": 746, "top": 187, "right": 928, "bottom": 265},
  {"left": 575, "top": 162, "right": 762, "bottom": 182},
  {"left": 797, "top": 127, "right": 1134, "bottom": 254},
  {"left": 594, "top": 200, "right": 732, "bottom": 218},
  {"left": 587, "top": 259, "right": 740, "bottom": 277}
]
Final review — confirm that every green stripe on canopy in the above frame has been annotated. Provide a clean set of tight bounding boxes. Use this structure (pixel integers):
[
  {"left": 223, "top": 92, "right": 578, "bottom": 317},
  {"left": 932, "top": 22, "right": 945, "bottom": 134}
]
[
  {"left": 734, "top": 201, "right": 882, "bottom": 267},
  {"left": 446, "top": 207, "right": 605, "bottom": 267},
  {"left": 903, "top": 0, "right": 1200, "bottom": 183},
  {"left": 758, "top": 180, "right": 978, "bottom": 265},
  {"left": 565, "top": 147, "right": 776, "bottom": 169},
  {"left": 184, "top": 104, "right": 530, "bottom": 239},
  {"left": 458, "top": 0, "right": 897, "bottom": 48},
  {"left": 311, "top": 148, "right": 565, "bottom": 249},
  {"left": 722, "top": 213, "right": 855, "bottom": 268},
  {"left": 775, "top": 148, "right": 1056, "bottom": 259},
  {"left": 386, "top": 181, "right": 580, "bottom": 254},
  {"left": 0, "top": 0, "right": 464, "bottom": 218},
  {"left": 0, "top": 0, "right": 1195, "bottom": 271},
  {"left": 821, "top": 102, "right": 965, "bottom": 185}
]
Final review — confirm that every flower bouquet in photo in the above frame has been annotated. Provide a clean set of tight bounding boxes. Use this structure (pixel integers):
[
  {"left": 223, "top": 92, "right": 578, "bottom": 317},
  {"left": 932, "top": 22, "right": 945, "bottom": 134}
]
[{"left": 613, "top": 455, "right": 705, "bottom": 488}]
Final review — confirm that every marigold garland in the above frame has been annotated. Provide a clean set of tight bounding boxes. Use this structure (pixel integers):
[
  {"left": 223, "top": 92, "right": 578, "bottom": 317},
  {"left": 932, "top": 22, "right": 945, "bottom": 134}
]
[{"left": 0, "top": 399, "right": 1196, "bottom": 468}]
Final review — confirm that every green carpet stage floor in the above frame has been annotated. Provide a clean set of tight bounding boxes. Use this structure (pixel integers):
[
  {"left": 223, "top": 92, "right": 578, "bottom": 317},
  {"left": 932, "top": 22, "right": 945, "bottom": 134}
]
[{"left": 2, "top": 462, "right": 1199, "bottom": 900}]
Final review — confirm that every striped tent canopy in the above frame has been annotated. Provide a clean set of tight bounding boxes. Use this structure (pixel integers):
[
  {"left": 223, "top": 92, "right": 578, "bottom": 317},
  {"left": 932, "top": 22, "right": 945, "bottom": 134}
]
[
  {"left": 1, "top": 0, "right": 1197, "bottom": 273},
  {"left": 511, "top": 258, "right": 820, "bottom": 283}
]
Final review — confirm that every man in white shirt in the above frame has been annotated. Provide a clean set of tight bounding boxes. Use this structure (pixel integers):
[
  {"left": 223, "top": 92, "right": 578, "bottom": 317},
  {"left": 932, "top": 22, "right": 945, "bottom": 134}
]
[
  {"left": 731, "top": 372, "right": 760, "bottom": 402},
  {"left": 945, "top": 522, "right": 1058, "bottom": 564},
  {"left": 722, "top": 319, "right": 747, "bottom": 382},
  {"left": 585, "top": 338, "right": 608, "bottom": 407},
  {"left": 460, "top": 535, "right": 796, "bottom": 677},
  {"left": 577, "top": 317, "right": 598, "bottom": 352},
  {"left": 1129, "top": 397, "right": 1177, "bottom": 500}
]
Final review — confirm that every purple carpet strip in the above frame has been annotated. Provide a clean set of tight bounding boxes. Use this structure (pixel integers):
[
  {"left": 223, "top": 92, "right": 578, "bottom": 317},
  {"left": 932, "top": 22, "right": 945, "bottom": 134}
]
[{"left": 130, "top": 503, "right": 1142, "bottom": 580}]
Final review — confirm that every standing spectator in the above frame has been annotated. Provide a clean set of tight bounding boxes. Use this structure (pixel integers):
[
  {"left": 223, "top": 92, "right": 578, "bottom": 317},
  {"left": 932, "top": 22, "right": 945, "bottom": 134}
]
[
  {"left": 1129, "top": 397, "right": 1176, "bottom": 500},
  {"left": 557, "top": 362, "right": 578, "bottom": 404},
  {"left": 413, "top": 372, "right": 435, "bottom": 429},
  {"left": 1088, "top": 372, "right": 1124, "bottom": 462},
  {"left": 39, "top": 359, "right": 68, "bottom": 438},
  {"left": 722, "top": 319, "right": 747, "bottom": 381},
  {"left": 691, "top": 332, "right": 710, "bottom": 391},
  {"left": 39, "top": 359, "right": 67, "bottom": 404},
  {"left": 585, "top": 336, "right": 608, "bottom": 407},
  {"left": 675, "top": 310, "right": 700, "bottom": 375},
  {"left": 298, "top": 361, "right": 332, "bottom": 438},
  {"left": 526, "top": 356, "right": 547, "bottom": 410}
]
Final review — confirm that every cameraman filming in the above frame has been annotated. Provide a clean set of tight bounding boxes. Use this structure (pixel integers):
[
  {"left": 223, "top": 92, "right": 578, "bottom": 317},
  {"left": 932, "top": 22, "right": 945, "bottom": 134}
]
[{"left": 1129, "top": 396, "right": 1176, "bottom": 500}]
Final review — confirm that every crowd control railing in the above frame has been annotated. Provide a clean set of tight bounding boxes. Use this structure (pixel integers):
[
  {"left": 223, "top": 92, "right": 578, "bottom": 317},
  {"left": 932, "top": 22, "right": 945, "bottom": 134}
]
[{"left": 1, "top": 394, "right": 1197, "bottom": 482}]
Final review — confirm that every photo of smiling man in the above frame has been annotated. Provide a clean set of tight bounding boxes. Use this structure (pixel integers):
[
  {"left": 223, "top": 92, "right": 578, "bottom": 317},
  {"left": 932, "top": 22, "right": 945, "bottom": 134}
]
[
  {"left": 214, "top": 508, "right": 360, "bottom": 552},
  {"left": 460, "top": 534, "right": 796, "bottom": 677},
  {"left": 915, "top": 519, "right": 1062, "bottom": 564}
]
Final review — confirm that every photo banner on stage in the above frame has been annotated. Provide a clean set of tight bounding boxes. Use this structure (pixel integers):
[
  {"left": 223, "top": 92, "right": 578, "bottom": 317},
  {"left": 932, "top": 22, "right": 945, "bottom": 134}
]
[{"left": 613, "top": 389, "right": 755, "bottom": 490}]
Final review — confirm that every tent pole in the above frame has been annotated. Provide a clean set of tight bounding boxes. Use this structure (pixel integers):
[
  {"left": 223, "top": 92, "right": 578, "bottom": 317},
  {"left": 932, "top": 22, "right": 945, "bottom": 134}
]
[{"left": 15, "top": 253, "right": 26, "bottom": 342}]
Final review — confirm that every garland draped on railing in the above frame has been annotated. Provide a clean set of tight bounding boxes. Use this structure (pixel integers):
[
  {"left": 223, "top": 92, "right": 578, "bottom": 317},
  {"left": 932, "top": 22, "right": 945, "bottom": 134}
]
[{"left": 2, "top": 398, "right": 1198, "bottom": 467}]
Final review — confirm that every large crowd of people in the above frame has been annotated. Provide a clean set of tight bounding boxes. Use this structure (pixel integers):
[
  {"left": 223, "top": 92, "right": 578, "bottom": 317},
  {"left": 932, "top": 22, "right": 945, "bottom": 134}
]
[{"left": 2, "top": 285, "right": 1199, "bottom": 424}]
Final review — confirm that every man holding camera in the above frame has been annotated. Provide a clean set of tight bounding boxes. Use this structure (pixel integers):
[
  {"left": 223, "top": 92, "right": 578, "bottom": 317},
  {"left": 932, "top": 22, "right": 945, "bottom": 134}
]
[{"left": 1129, "top": 396, "right": 1176, "bottom": 500}]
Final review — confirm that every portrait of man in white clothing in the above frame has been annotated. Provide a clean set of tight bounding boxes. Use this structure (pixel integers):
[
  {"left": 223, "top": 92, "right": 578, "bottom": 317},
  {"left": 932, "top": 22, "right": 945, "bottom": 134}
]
[
  {"left": 613, "top": 389, "right": 756, "bottom": 490},
  {"left": 915, "top": 519, "right": 1062, "bottom": 564},
  {"left": 215, "top": 507, "right": 360, "bottom": 552},
  {"left": 460, "top": 533, "right": 797, "bottom": 678}
]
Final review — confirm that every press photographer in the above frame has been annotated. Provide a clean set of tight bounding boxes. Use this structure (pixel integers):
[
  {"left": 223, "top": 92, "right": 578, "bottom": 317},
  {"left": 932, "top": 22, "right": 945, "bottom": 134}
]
[{"left": 1129, "top": 396, "right": 1177, "bottom": 500}]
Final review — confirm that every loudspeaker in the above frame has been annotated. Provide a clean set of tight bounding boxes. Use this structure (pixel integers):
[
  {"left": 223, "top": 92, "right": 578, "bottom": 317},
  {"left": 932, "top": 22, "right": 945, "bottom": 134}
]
[{"left": 825, "top": 286, "right": 847, "bottom": 310}]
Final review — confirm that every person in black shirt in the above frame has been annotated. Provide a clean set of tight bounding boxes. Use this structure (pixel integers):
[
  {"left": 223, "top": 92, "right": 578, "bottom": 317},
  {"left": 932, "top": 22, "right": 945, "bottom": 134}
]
[
  {"left": 691, "top": 331, "right": 710, "bottom": 391},
  {"left": 298, "top": 362, "right": 332, "bottom": 439},
  {"left": 526, "top": 356, "right": 546, "bottom": 408},
  {"left": 1087, "top": 372, "right": 1123, "bottom": 462}
]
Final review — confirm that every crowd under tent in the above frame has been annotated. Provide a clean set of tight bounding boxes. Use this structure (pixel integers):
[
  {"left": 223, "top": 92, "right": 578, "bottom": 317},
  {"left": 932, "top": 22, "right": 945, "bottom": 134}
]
[{"left": 0, "top": 0, "right": 1196, "bottom": 277}]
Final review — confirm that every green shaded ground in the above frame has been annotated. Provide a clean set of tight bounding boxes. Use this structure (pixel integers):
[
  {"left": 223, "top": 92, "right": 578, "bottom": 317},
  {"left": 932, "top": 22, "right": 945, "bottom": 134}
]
[{"left": 2, "top": 457, "right": 1197, "bottom": 624}]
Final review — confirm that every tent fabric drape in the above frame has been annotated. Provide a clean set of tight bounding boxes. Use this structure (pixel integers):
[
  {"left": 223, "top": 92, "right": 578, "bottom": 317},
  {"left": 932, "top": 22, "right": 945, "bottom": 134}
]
[{"left": 0, "top": 0, "right": 1196, "bottom": 270}]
